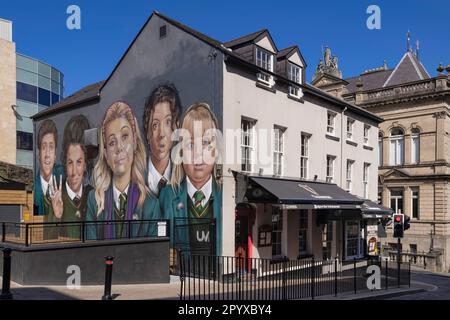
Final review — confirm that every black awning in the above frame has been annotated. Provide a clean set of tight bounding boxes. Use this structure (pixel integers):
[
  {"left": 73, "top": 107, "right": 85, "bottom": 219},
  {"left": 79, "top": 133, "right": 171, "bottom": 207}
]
[
  {"left": 233, "top": 171, "right": 364, "bottom": 210},
  {"left": 361, "top": 200, "right": 393, "bottom": 219}
]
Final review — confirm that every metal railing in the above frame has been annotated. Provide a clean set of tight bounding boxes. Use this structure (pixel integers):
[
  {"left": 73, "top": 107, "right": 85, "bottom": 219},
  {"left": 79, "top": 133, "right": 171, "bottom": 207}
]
[
  {"left": 0, "top": 220, "right": 170, "bottom": 246},
  {"left": 178, "top": 254, "right": 411, "bottom": 300}
]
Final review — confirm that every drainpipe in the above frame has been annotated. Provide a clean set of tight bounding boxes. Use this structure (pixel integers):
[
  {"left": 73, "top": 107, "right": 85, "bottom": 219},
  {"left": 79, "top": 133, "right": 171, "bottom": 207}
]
[
  {"left": 341, "top": 106, "right": 348, "bottom": 189},
  {"left": 341, "top": 106, "right": 347, "bottom": 260}
]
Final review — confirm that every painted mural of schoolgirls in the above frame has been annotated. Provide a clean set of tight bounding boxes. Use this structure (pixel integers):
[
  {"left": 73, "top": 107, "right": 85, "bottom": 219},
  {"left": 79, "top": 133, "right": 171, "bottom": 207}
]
[
  {"left": 86, "top": 101, "right": 160, "bottom": 240},
  {"left": 34, "top": 119, "right": 64, "bottom": 218},
  {"left": 44, "top": 115, "right": 93, "bottom": 238},
  {"left": 159, "top": 102, "right": 223, "bottom": 256},
  {"left": 143, "top": 84, "right": 182, "bottom": 197}
]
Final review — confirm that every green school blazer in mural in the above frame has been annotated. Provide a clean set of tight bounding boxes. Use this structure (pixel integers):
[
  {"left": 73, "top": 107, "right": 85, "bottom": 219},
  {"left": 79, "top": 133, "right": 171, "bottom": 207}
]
[
  {"left": 33, "top": 165, "right": 65, "bottom": 216},
  {"left": 85, "top": 186, "right": 161, "bottom": 240},
  {"left": 159, "top": 178, "right": 222, "bottom": 256},
  {"left": 44, "top": 183, "right": 93, "bottom": 239}
]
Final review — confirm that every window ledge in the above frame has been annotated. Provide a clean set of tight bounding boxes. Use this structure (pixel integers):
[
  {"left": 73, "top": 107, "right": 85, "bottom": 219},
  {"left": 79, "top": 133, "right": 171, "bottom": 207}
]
[
  {"left": 256, "top": 81, "right": 276, "bottom": 93},
  {"left": 287, "top": 94, "right": 304, "bottom": 103},
  {"left": 363, "top": 145, "right": 373, "bottom": 151},
  {"left": 326, "top": 134, "right": 340, "bottom": 142},
  {"left": 346, "top": 140, "right": 358, "bottom": 147}
]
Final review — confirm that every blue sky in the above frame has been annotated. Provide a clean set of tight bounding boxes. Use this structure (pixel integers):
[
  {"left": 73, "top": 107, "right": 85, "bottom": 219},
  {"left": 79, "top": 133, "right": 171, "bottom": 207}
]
[{"left": 2, "top": 0, "right": 449, "bottom": 96}]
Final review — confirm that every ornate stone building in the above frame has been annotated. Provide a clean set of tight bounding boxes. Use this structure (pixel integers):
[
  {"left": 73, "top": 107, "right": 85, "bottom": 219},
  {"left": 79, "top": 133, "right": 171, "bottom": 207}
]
[{"left": 313, "top": 44, "right": 450, "bottom": 272}]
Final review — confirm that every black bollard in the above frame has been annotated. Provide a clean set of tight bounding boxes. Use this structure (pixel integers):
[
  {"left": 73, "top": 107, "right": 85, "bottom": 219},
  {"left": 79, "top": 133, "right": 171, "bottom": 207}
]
[
  {"left": 102, "top": 256, "right": 114, "bottom": 300},
  {"left": 0, "top": 248, "right": 13, "bottom": 300}
]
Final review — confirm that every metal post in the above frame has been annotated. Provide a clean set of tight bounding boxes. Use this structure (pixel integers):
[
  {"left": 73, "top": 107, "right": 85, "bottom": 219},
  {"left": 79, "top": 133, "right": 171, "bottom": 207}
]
[
  {"left": 334, "top": 257, "right": 338, "bottom": 297},
  {"left": 408, "top": 261, "right": 411, "bottom": 288},
  {"left": 282, "top": 258, "right": 287, "bottom": 300},
  {"left": 353, "top": 259, "right": 357, "bottom": 294},
  {"left": 81, "top": 221, "right": 85, "bottom": 243},
  {"left": 385, "top": 259, "right": 388, "bottom": 290},
  {"left": 102, "top": 256, "right": 114, "bottom": 300},
  {"left": 25, "top": 224, "right": 29, "bottom": 247},
  {"left": 311, "top": 257, "right": 315, "bottom": 300},
  {"left": 0, "top": 248, "right": 13, "bottom": 300},
  {"left": 179, "top": 251, "right": 184, "bottom": 300},
  {"left": 397, "top": 237, "right": 401, "bottom": 288}
]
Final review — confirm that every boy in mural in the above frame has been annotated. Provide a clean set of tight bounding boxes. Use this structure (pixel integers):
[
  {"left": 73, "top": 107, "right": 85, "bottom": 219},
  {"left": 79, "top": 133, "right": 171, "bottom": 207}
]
[
  {"left": 34, "top": 119, "right": 64, "bottom": 218},
  {"left": 143, "top": 84, "right": 182, "bottom": 197},
  {"left": 160, "top": 102, "right": 223, "bottom": 258},
  {"left": 86, "top": 101, "right": 160, "bottom": 240},
  {"left": 45, "top": 115, "right": 93, "bottom": 238}
]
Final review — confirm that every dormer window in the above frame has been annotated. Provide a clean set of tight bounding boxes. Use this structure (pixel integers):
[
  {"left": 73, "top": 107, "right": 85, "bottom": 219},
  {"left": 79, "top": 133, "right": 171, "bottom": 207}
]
[
  {"left": 256, "top": 47, "right": 273, "bottom": 85},
  {"left": 256, "top": 48, "right": 272, "bottom": 71},
  {"left": 288, "top": 63, "right": 301, "bottom": 83},
  {"left": 288, "top": 63, "right": 302, "bottom": 98}
]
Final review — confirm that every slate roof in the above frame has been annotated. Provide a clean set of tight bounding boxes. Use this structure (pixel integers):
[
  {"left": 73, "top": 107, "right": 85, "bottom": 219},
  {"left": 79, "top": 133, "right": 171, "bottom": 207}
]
[
  {"left": 382, "top": 52, "right": 430, "bottom": 87},
  {"left": 277, "top": 46, "right": 298, "bottom": 60},
  {"left": 30, "top": 11, "right": 383, "bottom": 124},
  {"left": 32, "top": 80, "right": 104, "bottom": 119},
  {"left": 345, "top": 51, "right": 431, "bottom": 93},
  {"left": 345, "top": 69, "right": 393, "bottom": 93},
  {"left": 223, "top": 29, "right": 267, "bottom": 48}
]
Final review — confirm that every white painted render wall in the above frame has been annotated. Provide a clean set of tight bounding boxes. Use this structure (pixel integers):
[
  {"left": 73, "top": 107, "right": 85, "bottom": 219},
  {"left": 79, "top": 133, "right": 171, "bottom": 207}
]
[{"left": 220, "top": 62, "right": 379, "bottom": 257}]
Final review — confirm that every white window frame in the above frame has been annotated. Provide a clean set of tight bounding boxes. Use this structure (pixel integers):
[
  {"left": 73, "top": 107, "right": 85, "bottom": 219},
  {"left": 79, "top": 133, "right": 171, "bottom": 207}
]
[
  {"left": 288, "top": 63, "right": 301, "bottom": 84},
  {"left": 389, "top": 131, "right": 405, "bottom": 166},
  {"left": 345, "top": 221, "right": 363, "bottom": 260},
  {"left": 390, "top": 189, "right": 404, "bottom": 214},
  {"left": 346, "top": 160, "right": 354, "bottom": 192},
  {"left": 273, "top": 126, "right": 285, "bottom": 176},
  {"left": 322, "top": 222, "right": 333, "bottom": 261},
  {"left": 378, "top": 134, "right": 383, "bottom": 166},
  {"left": 326, "top": 155, "right": 335, "bottom": 183},
  {"left": 300, "top": 133, "right": 310, "bottom": 179},
  {"left": 346, "top": 118, "right": 354, "bottom": 141},
  {"left": 272, "top": 207, "right": 283, "bottom": 258},
  {"left": 327, "top": 112, "right": 336, "bottom": 135},
  {"left": 411, "top": 132, "right": 420, "bottom": 164},
  {"left": 288, "top": 63, "right": 302, "bottom": 98},
  {"left": 363, "top": 125, "right": 370, "bottom": 145},
  {"left": 241, "top": 118, "right": 256, "bottom": 173},
  {"left": 256, "top": 47, "right": 273, "bottom": 86},
  {"left": 411, "top": 187, "right": 419, "bottom": 219},
  {"left": 363, "top": 163, "right": 370, "bottom": 199}
]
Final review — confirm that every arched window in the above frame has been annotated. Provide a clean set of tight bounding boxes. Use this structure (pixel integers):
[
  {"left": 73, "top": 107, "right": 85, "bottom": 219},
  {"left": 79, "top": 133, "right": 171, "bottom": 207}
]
[
  {"left": 378, "top": 132, "right": 384, "bottom": 166},
  {"left": 411, "top": 128, "right": 420, "bottom": 164},
  {"left": 390, "top": 127, "right": 404, "bottom": 165}
]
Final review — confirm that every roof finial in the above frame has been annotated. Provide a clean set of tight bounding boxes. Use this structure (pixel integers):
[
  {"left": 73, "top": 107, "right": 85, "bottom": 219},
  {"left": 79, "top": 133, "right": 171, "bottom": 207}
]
[
  {"left": 416, "top": 39, "right": 420, "bottom": 59},
  {"left": 406, "top": 30, "right": 411, "bottom": 52},
  {"left": 437, "top": 62, "right": 444, "bottom": 74}
]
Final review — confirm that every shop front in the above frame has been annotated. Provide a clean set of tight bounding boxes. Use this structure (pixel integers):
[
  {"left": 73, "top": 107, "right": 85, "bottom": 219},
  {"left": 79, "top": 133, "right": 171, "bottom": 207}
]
[{"left": 233, "top": 172, "right": 372, "bottom": 262}]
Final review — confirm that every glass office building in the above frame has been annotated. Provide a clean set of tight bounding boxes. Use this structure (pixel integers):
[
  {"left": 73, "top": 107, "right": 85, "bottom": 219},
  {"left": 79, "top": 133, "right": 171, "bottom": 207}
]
[{"left": 15, "top": 53, "right": 64, "bottom": 168}]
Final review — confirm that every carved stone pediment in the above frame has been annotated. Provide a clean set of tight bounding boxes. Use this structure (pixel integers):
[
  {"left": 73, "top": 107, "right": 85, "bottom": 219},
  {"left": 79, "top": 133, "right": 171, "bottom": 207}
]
[{"left": 379, "top": 168, "right": 411, "bottom": 182}]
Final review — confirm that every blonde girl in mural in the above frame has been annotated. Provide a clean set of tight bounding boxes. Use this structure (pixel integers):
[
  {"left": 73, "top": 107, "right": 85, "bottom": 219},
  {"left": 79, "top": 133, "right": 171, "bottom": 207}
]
[
  {"left": 159, "top": 102, "right": 223, "bottom": 257},
  {"left": 86, "top": 101, "right": 160, "bottom": 240}
]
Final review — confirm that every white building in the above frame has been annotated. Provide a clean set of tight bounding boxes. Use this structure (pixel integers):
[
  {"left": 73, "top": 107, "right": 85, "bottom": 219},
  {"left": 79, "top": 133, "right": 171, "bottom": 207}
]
[
  {"left": 31, "top": 12, "right": 388, "bottom": 263},
  {"left": 221, "top": 32, "right": 384, "bottom": 261}
]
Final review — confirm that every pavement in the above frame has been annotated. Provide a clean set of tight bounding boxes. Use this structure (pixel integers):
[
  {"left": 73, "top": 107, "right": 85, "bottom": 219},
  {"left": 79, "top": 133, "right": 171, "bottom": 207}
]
[
  {"left": 0, "top": 273, "right": 439, "bottom": 300},
  {"left": 1, "top": 276, "right": 182, "bottom": 300},
  {"left": 310, "top": 280, "right": 434, "bottom": 300}
]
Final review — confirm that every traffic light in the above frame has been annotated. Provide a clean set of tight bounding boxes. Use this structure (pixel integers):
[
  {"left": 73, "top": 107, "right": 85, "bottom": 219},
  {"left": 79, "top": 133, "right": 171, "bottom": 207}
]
[
  {"left": 404, "top": 215, "right": 411, "bottom": 231},
  {"left": 393, "top": 213, "right": 404, "bottom": 238}
]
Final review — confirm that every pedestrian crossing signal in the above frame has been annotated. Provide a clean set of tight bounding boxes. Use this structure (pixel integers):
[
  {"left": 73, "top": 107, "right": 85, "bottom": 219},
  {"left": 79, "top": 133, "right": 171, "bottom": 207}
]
[{"left": 393, "top": 213, "right": 404, "bottom": 238}]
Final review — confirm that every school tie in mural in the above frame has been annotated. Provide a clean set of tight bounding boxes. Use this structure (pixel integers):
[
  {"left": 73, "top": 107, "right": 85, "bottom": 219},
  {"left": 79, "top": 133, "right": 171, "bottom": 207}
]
[
  {"left": 157, "top": 177, "right": 167, "bottom": 196},
  {"left": 193, "top": 190, "right": 206, "bottom": 214}
]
